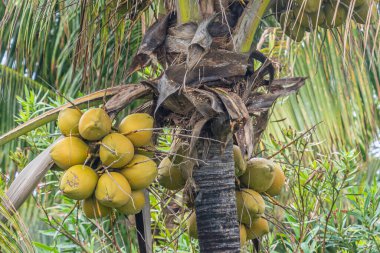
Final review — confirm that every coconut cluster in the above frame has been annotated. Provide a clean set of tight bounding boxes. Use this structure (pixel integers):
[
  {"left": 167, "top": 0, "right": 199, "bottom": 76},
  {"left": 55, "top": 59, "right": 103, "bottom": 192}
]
[
  {"left": 50, "top": 107, "right": 157, "bottom": 219},
  {"left": 273, "top": 0, "right": 377, "bottom": 41},
  {"left": 186, "top": 145, "right": 286, "bottom": 245}
]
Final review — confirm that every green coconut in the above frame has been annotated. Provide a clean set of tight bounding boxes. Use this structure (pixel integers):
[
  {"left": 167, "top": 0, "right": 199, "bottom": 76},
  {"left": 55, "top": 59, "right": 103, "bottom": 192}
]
[
  {"left": 236, "top": 189, "right": 265, "bottom": 226},
  {"left": 99, "top": 133, "right": 135, "bottom": 168},
  {"left": 294, "top": 0, "right": 322, "bottom": 13},
  {"left": 95, "top": 172, "right": 132, "bottom": 208},
  {"left": 324, "top": 3, "right": 348, "bottom": 28},
  {"left": 117, "top": 190, "right": 146, "bottom": 215},
  {"left": 353, "top": 1, "right": 376, "bottom": 24},
  {"left": 50, "top": 137, "right": 89, "bottom": 170},
  {"left": 233, "top": 145, "right": 246, "bottom": 177},
  {"left": 119, "top": 113, "right": 154, "bottom": 147},
  {"left": 57, "top": 108, "right": 82, "bottom": 136},
  {"left": 239, "top": 158, "right": 275, "bottom": 193},
  {"left": 82, "top": 196, "right": 111, "bottom": 219},
  {"left": 245, "top": 217, "right": 270, "bottom": 240},
  {"left": 78, "top": 108, "right": 112, "bottom": 141},
  {"left": 157, "top": 157, "right": 186, "bottom": 190},
  {"left": 265, "top": 164, "right": 286, "bottom": 196},
  {"left": 120, "top": 154, "right": 158, "bottom": 190},
  {"left": 59, "top": 165, "right": 98, "bottom": 200},
  {"left": 280, "top": 11, "right": 305, "bottom": 42}
]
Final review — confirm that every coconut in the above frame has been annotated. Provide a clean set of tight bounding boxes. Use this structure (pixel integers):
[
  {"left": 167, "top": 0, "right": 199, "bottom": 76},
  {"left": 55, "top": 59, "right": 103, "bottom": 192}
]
[
  {"left": 187, "top": 211, "right": 198, "bottom": 239},
  {"left": 236, "top": 189, "right": 265, "bottom": 226},
  {"left": 120, "top": 155, "right": 158, "bottom": 190},
  {"left": 50, "top": 137, "right": 89, "bottom": 170},
  {"left": 245, "top": 217, "right": 270, "bottom": 240},
  {"left": 295, "top": 0, "right": 322, "bottom": 13},
  {"left": 95, "top": 172, "right": 132, "bottom": 208},
  {"left": 119, "top": 113, "right": 154, "bottom": 147},
  {"left": 117, "top": 190, "right": 145, "bottom": 215},
  {"left": 353, "top": 2, "right": 376, "bottom": 24},
  {"left": 265, "top": 164, "right": 286, "bottom": 196},
  {"left": 324, "top": 3, "right": 347, "bottom": 28},
  {"left": 294, "top": 6, "right": 325, "bottom": 30},
  {"left": 240, "top": 158, "right": 275, "bottom": 193},
  {"left": 240, "top": 224, "right": 247, "bottom": 246},
  {"left": 57, "top": 108, "right": 82, "bottom": 136},
  {"left": 59, "top": 165, "right": 98, "bottom": 200},
  {"left": 233, "top": 145, "right": 246, "bottom": 177},
  {"left": 99, "top": 133, "right": 134, "bottom": 168},
  {"left": 157, "top": 157, "right": 186, "bottom": 190},
  {"left": 280, "top": 11, "right": 305, "bottom": 42},
  {"left": 82, "top": 196, "right": 111, "bottom": 219},
  {"left": 78, "top": 108, "right": 112, "bottom": 141},
  {"left": 342, "top": 0, "right": 366, "bottom": 8}
]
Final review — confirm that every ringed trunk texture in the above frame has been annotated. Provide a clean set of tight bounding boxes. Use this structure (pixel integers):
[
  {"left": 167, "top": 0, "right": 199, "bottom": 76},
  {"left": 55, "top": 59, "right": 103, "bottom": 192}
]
[{"left": 193, "top": 118, "right": 240, "bottom": 253}]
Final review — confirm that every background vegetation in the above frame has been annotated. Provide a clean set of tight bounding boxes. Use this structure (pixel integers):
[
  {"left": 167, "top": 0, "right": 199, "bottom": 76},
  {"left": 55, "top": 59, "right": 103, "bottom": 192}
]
[{"left": 0, "top": 1, "right": 379, "bottom": 252}]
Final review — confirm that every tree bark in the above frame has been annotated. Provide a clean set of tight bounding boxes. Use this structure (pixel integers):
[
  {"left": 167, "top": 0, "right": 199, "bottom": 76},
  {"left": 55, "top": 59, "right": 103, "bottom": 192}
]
[{"left": 193, "top": 117, "right": 240, "bottom": 253}]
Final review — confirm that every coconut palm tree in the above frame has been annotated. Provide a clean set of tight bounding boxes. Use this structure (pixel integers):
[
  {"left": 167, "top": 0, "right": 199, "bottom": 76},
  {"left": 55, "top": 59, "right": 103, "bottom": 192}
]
[{"left": 0, "top": 1, "right": 378, "bottom": 252}]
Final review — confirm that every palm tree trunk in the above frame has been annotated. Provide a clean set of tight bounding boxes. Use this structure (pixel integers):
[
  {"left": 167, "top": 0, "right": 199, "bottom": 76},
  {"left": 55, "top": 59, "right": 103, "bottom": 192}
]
[{"left": 193, "top": 117, "right": 240, "bottom": 253}]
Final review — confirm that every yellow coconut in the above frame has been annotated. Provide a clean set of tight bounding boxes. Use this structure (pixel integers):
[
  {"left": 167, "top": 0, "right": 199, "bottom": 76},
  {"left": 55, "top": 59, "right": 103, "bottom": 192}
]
[
  {"left": 120, "top": 155, "right": 158, "bottom": 190},
  {"left": 57, "top": 108, "right": 82, "bottom": 136},
  {"left": 78, "top": 108, "right": 112, "bottom": 141},
  {"left": 117, "top": 190, "right": 146, "bottom": 215},
  {"left": 119, "top": 113, "right": 154, "bottom": 147},
  {"left": 95, "top": 172, "right": 132, "bottom": 208},
  {"left": 59, "top": 165, "right": 98, "bottom": 200},
  {"left": 324, "top": 3, "right": 348, "bottom": 28},
  {"left": 99, "top": 133, "right": 135, "bottom": 168},
  {"left": 50, "top": 137, "right": 89, "bottom": 170},
  {"left": 157, "top": 157, "right": 186, "bottom": 190},
  {"left": 82, "top": 196, "right": 112, "bottom": 219},
  {"left": 240, "top": 158, "right": 275, "bottom": 193},
  {"left": 236, "top": 189, "right": 265, "bottom": 226},
  {"left": 265, "top": 164, "right": 286, "bottom": 196},
  {"left": 246, "top": 217, "right": 270, "bottom": 240},
  {"left": 233, "top": 145, "right": 246, "bottom": 177},
  {"left": 187, "top": 211, "right": 198, "bottom": 239},
  {"left": 240, "top": 224, "right": 247, "bottom": 246}
]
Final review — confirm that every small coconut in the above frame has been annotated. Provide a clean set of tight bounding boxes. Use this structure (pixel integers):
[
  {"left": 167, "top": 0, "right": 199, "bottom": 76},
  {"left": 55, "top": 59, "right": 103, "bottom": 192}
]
[
  {"left": 245, "top": 217, "right": 270, "bottom": 240},
  {"left": 324, "top": 3, "right": 348, "bottom": 28},
  {"left": 119, "top": 113, "right": 154, "bottom": 147},
  {"left": 59, "top": 165, "right": 98, "bottom": 200},
  {"left": 78, "top": 108, "right": 112, "bottom": 141},
  {"left": 120, "top": 155, "right": 158, "bottom": 190},
  {"left": 265, "top": 164, "right": 286, "bottom": 196},
  {"left": 233, "top": 145, "right": 246, "bottom": 177},
  {"left": 82, "top": 196, "right": 112, "bottom": 219},
  {"left": 95, "top": 172, "right": 132, "bottom": 208},
  {"left": 117, "top": 190, "right": 145, "bottom": 215},
  {"left": 280, "top": 11, "right": 305, "bottom": 42},
  {"left": 99, "top": 133, "right": 135, "bottom": 168},
  {"left": 187, "top": 211, "right": 198, "bottom": 239},
  {"left": 57, "top": 108, "right": 82, "bottom": 136},
  {"left": 353, "top": 1, "right": 376, "bottom": 24},
  {"left": 50, "top": 137, "right": 89, "bottom": 170},
  {"left": 240, "top": 158, "right": 275, "bottom": 193},
  {"left": 240, "top": 224, "right": 248, "bottom": 246},
  {"left": 236, "top": 189, "right": 265, "bottom": 226},
  {"left": 157, "top": 157, "right": 186, "bottom": 190}
]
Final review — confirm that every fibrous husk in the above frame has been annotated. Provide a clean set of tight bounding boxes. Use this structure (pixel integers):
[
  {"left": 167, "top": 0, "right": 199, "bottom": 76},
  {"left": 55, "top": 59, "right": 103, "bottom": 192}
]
[
  {"left": 78, "top": 108, "right": 112, "bottom": 141},
  {"left": 99, "top": 133, "right": 135, "bottom": 168},
  {"left": 57, "top": 108, "right": 82, "bottom": 136},
  {"left": 236, "top": 189, "right": 265, "bottom": 226},
  {"left": 120, "top": 154, "right": 157, "bottom": 190},
  {"left": 187, "top": 211, "right": 198, "bottom": 239},
  {"left": 265, "top": 164, "right": 286, "bottom": 196},
  {"left": 82, "top": 196, "right": 111, "bottom": 219},
  {"left": 50, "top": 137, "right": 89, "bottom": 170},
  {"left": 233, "top": 145, "right": 246, "bottom": 177},
  {"left": 95, "top": 172, "right": 132, "bottom": 208},
  {"left": 117, "top": 190, "right": 146, "bottom": 215},
  {"left": 245, "top": 217, "right": 270, "bottom": 240},
  {"left": 240, "top": 158, "right": 275, "bottom": 193},
  {"left": 157, "top": 157, "right": 186, "bottom": 190},
  {"left": 119, "top": 113, "right": 154, "bottom": 147},
  {"left": 59, "top": 165, "right": 98, "bottom": 200}
]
